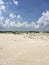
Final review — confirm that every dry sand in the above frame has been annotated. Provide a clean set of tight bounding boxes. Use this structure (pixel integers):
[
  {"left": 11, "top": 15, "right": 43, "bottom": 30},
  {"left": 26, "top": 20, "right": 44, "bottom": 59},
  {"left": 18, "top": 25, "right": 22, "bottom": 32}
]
[{"left": 0, "top": 33, "right": 49, "bottom": 65}]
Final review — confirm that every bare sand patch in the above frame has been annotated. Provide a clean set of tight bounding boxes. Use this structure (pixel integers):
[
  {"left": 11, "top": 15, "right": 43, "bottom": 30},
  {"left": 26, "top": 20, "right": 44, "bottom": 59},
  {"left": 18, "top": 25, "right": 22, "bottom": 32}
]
[{"left": 0, "top": 33, "right": 49, "bottom": 65}]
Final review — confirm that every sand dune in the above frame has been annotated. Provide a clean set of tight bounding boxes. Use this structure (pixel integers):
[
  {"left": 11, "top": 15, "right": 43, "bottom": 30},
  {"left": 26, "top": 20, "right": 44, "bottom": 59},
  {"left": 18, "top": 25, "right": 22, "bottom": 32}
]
[{"left": 0, "top": 33, "right": 49, "bottom": 65}]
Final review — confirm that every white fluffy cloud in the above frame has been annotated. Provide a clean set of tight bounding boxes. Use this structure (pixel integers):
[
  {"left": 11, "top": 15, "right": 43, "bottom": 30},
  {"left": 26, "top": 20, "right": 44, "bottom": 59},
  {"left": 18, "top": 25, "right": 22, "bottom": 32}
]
[
  {"left": 16, "top": 11, "right": 49, "bottom": 29},
  {"left": 0, "top": 0, "right": 6, "bottom": 13},
  {"left": 37, "top": 11, "right": 49, "bottom": 28},
  {"left": 23, "top": 22, "right": 31, "bottom": 28},
  {"left": 31, "top": 22, "right": 39, "bottom": 29},
  {"left": 0, "top": 5, "right": 6, "bottom": 11},
  {"left": 16, "top": 22, "right": 24, "bottom": 27},
  {"left": 10, "top": 21, "right": 16, "bottom": 27},
  {"left": 16, "top": 21, "right": 30, "bottom": 28},
  {"left": 9, "top": 13, "right": 16, "bottom": 18},
  {"left": 0, "top": 1, "right": 6, "bottom": 27},
  {"left": 0, "top": 16, "right": 4, "bottom": 22},
  {"left": 17, "top": 15, "right": 22, "bottom": 20},
  {"left": 13, "top": 0, "right": 18, "bottom": 6},
  {"left": 0, "top": 0, "right": 4, "bottom": 5},
  {"left": 2, "top": 19, "right": 16, "bottom": 28},
  {"left": 0, "top": 11, "right": 49, "bottom": 31},
  {"left": 3, "top": 19, "right": 11, "bottom": 27}
]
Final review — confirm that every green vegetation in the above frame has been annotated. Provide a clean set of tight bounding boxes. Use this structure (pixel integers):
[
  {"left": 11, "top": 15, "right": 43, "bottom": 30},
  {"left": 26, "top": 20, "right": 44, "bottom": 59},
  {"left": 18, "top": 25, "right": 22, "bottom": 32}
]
[{"left": 0, "top": 31, "right": 49, "bottom": 34}]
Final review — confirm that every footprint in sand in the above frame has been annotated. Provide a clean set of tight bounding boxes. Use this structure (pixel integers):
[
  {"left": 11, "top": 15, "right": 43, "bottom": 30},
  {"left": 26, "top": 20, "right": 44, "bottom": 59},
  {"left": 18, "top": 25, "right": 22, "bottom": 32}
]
[{"left": 0, "top": 48, "right": 3, "bottom": 51}]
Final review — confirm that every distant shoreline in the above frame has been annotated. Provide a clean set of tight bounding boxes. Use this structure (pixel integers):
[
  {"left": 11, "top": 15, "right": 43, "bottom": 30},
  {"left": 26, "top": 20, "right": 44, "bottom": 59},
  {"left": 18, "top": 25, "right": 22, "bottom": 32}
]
[{"left": 0, "top": 31, "right": 49, "bottom": 34}]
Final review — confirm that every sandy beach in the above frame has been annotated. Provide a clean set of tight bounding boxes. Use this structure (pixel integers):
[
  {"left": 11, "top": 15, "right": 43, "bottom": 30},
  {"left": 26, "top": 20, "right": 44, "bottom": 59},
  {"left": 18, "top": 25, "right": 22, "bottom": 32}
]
[{"left": 0, "top": 33, "right": 49, "bottom": 65}]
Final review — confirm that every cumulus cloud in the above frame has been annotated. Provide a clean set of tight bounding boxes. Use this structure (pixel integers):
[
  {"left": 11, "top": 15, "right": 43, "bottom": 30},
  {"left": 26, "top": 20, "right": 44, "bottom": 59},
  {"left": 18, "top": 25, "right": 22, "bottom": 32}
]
[
  {"left": 17, "top": 11, "right": 49, "bottom": 29},
  {"left": 15, "top": 21, "right": 30, "bottom": 28},
  {"left": 9, "top": 13, "right": 16, "bottom": 18},
  {"left": 0, "top": 10, "right": 49, "bottom": 31},
  {"left": 0, "top": 16, "right": 4, "bottom": 22},
  {"left": 0, "top": 5, "right": 6, "bottom": 11},
  {"left": 31, "top": 22, "right": 39, "bottom": 29},
  {"left": 3, "top": 19, "right": 11, "bottom": 27},
  {"left": 10, "top": 21, "right": 16, "bottom": 27},
  {"left": 16, "top": 22, "right": 24, "bottom": 27},
  {"left": 24, "top": 22, "right": 31, "bottom": 28},
  {"left": 13, "top": 0, "right": 18, "bottom": 6},
  {"left": 17, "top": 15, "right": 22, "bottom": 20},
  {"left": 2, "top": 18, "right": 16, "bottom": 28},
  {"left": 0, "top": 0, "right": 6, "bottom": 13},
  {"left": 37, "top": 11, "right": 49, "bottom": 28},
  {"left": 0, "top": 0, "right": 4, "bottom": 5}
]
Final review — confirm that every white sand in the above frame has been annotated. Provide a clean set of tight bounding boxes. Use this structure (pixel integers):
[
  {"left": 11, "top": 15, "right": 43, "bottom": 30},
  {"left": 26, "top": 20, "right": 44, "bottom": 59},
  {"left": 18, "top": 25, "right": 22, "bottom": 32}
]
[{"left": 0, "top": 33, "right": 49, "bottom": 65}]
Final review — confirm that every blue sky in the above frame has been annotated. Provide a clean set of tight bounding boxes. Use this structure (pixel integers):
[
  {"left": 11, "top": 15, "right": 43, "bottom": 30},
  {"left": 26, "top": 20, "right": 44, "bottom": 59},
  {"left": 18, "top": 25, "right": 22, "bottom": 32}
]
[{"left": 0, "top": 0, "right": 49, "bottom": 31}]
